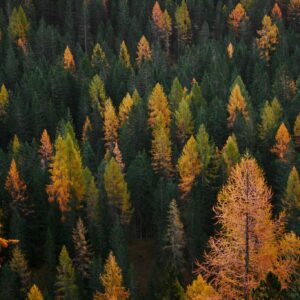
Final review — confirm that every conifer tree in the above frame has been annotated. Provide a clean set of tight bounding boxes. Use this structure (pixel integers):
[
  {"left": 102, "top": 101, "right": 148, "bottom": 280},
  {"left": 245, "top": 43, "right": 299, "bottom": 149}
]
[
  {"left": 256, "top": 15, "right": 279, "bottom": 62},
  {"left": 10, "top": 247, "right": 31, "bottom": 296},
  {"left": 93, "top": 251, "right": 129, "bottom": 300},
  {"left": 198, "top": 155, "right": 300, "bottom": 299},
  {"left": 0, "top": 84, "right": 9, "bottom": 119},
  {"left": 27, "top": 285, "right": 44, "bottom": 300},
  {"left": 175, "top": 0, "right": 192, "bottom": 46},
  {"left": 89, "top": 74, "right": 107, "bottom": 114},
  {"left": 12, "top": 135, "right": 21, "bottom": 155},
  {"left": 272, "top": 3, "right": 283, "bottom": 20},
  {"left": 175, "top": 99, "right": 194, "bottom": 146},
  {"left": 228, "top": 3, "right": 249, "bottom": 35},
  {"left": 8, "top": 6, "right": 30, "bottom": 52},
  {"left": 136, "top": 36, "right": 152, "bottom": 67},
  {"left": 119, "top": 41, "right": 131, "bottom": 69},
  {"left": 39, "top": 129, "right": 53, "bottom": 168},
  {"left": 91, "top": 43, "right": 109, "bottom": 77},
  {"left": 271, "top": 123, "right": 291, "bottom": 160},
  {"left": 169, "top": 77, "right": 184, "bottom": 112},
  {"left": 82, "top": 116, "right": 92, "bottom": 142},
  {"left": 227, "top": 42, "right": 234, "bottom": 59},
  {"left": 164, "top": 199, "right": 185, "bottom": 271},
  {"left": 222, "top": 135, "right": 240, "bottom": 176},
  {"left": 55, "top": 246, "right": 78, "bottom": 300},
  {"left": 177, "top": 136, "right": 201, "bottom": 199},
  {"left": 104, "top": 158, "right": 132, "bottom": 224},
  {"left": 113, "top": 142, "right": 125, "bottom": 171},
  {"left": 63, "top": 46, "right": 75, "bottom": 72},
  {"left": 119, "top": 93, "right": 134, "bottom": 124},
  {"left": 288, "top": 0, "right": 300, "bottom": 32},
  {"left": 293, "top": 113, "right": 300, "bottom": 149},
  {"left": 103, "top": 99, "right": 119, "bottom": 152},
  {"left": 72, "top": 218, "right": 93, "bottom": 279},
  {"left": 282, "top": 166, "right": 300, "bottom": 235}
]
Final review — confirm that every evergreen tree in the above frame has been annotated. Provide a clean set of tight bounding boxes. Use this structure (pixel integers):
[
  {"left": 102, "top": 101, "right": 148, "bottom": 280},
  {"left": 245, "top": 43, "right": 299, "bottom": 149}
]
[{"left": 175, "top": 0, "right": 192, "bottom": 48}]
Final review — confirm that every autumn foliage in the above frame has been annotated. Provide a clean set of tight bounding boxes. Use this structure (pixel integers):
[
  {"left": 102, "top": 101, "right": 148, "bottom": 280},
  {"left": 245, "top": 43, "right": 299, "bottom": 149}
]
[
  {"left": 136, "top": 36, "right": 152, "bottom": 67},
  {"left": 63, "top": 46, "right": 75, "bottom": 72},
  {"left": 228, "top": 3, "right": 249, "bottom": 34},
  {"left": 271, "top": 123, "right": 291, "bottom": 160}
]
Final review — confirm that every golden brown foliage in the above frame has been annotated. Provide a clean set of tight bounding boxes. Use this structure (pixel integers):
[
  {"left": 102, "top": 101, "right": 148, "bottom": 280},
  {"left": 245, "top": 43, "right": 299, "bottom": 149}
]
[
  {"left": 272, "top": 3, "right": 283, "bottom": 19},
  {"left": 227, "top": 42, "right": 234, "bottom": 59},
  {"left": 271, "top": 123, "right": 291, "bottom": 160},
  {"left": 119, "top": 93, "right": 134, "bottom": 124},
  {"left": 228, "top": 3, "right": 249, "bottom": 34},
  {"left": 63, "top": 46, "right": 75, "bottom": 72},
  {"left": 136, "top": 36, "right": 152, "bottom": 67},
  {"left": 39, "top": 129, "right": 53, "bottom": 166}
]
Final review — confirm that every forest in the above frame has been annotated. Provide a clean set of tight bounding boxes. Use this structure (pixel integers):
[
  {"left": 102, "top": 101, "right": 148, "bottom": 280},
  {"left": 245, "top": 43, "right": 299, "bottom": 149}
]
[{"left": 0, "top": 0, "right": 300, "bottom": 299}]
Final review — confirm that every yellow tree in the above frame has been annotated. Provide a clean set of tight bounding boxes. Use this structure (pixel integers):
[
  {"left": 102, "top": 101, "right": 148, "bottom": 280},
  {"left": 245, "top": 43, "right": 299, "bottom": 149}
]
[
  {"left": 177, "top": 136, "right": 201, "bottom": 199},
  {"left": 27, "top": 285, "right": 44, "bottom": 300},
  {"left": 197, "top": 155, "right": 300, "bottom": 299},
  {"left": 227, "top": 83, "right": 249, "bottom": 128},
  {"left": 227, "top": 42, "right": 234, "bottom": 59},
  {"left": 63, "top": 46, "right": 75, "bottom": 72},
  {"left": 103, "top": 158, "right": 132, "bottom": 224},
  {"left": 136, "top": 35, "right": 152, "bottom": 67},
  {"left": 271, "top": 122, "right": 291, "bottom": 160},
  {"left": 119, "top": 41, "right": 131, "bottom": 69},
  {"left": 294, "top": 113, "right": 300, "bottom": 149},
  {"left": 39, "top": 129, "right": 53, "bottom": 168},
  {"left": 94, "top": 251, "right": 129, "bottom": 300},
  {"left": 256, "top": 15, "right": 279, "bottom": 61},
  {"left": 0, "top": 84, "right": 9, "bottom": 119},
  {"left": 175, "top": 0, "right": 192, "bottom": 46},
  {"left": 119, "top": 93, "right": 134, "bottom": 124},
  {"left": 103, "top": 99, "right": 119, "bottom": 152},
  {"left": 228, "top": 3, "right": 249, "bottom": 35},
  {"left": 89, "top": 74, "right": 107, "bottom": 114},
  {"left": 12, "top": 134, "right": 21, "bottom": 155}
]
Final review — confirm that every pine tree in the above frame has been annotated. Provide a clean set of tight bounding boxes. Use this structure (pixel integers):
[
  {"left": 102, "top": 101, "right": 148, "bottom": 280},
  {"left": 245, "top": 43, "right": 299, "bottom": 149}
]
[
  {"left": 27, "top": 285, "right": 44, "bottom": 300},
  {"left": 271, "top": 123, "right": 291, "bottom": 160},
  {"left": 288, "top": 0, "right": 300, "bottom": 32},
  {"left": 8, "top": 6, "right": 30, "bottom": 52},
  {"left": 89, "top": 74, "right": 107, "bottom": 114},
  {"left": 91, "top": 43, "right": 109, "bottom": 77},
  {"left": 103, "top": 99, "right": 119, "bottom": 152},
  {"left": 72, "top": 218, "right": 93, "bottom": 279},
  {"left": 119, "top": 93, "right": 134, "bottom": 124},
  {"left": 55, "top": 246, "right": 78, "bottom": 300},
  {"left": 222, "top": 135, "right": 240, "bottom": 176},
  {"left": 63, "top": 46, "right": 75, "bottom": 72},
  {"left": 0, "top": 84, "right": 9, "bottom": 119},
  {"left": 185, "top": 275, "right": 220, "bottom": 300},
  {"left": 228, "top": 3, "right": 249, "bottom": 35},
  {"left": 136, "top": 36, "right": 152, "bottom": 67},
  {"left": 39, "top": 129, "right": 53, "bottom": 168},
  {"left": 164, "top": 199, "right": 186, "bottom": 271},
  {"left": 177, "top": 136, "right": 201, "bottom": 199},
  {"left": 93, "top": 251, "right": 129, "bottom": 300},
  {"left": 293, "top": 113, "right": 300, "bottom": 149},
  {"left": 175, "top": 0, "right": 192, "bottom": 47},
  {"left": 10, "top": 247, "right": 31, "bottom": 296},
  {"left": 103, "top": 158, "right": 132, "bottom": 224},
  {"left": 175, "top": 99, "right": 194, "bottom": 146},
  {"left": 282, "top": 166, "right": 300, "bottom": 235},
  {"left": 197, "top": 155, "right": 300, "bottom": 299},
  {"left": 119, "top": 41, "right": 131, "bottom": 69}
]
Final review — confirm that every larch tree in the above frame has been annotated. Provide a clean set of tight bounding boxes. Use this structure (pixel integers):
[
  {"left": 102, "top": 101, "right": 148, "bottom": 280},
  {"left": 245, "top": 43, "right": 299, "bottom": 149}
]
[
  {"left": 89, "top": 74, "right": 107, "bottom": 114},
  {"left": 55, "top": 246, "right": 78, "bottom": 300},
  {"left": 272, "top": 3, "right": 283, "bottom": 20},
  {"left": 282, "top": 166, "right": 300, "bottom": 235},
  {"left": 113, "top": 142, "right": 125, "bottom": 172},
  {"left": 185, "top": 274, "right": 220, "bottom": 300},
  {"left": 197, "top": 155, "right": 300, "bottom": 299},
  {"left": 256, "top": 15, "right": 279, "bottom": 62},
  {"left": 5, "top": 159, "right": 29, "bottom": 215},
  {"left": 228, "top": 3, "right": 249, "bottom": 35},
  {"left": 8, "top": 6, "right": 30, "bottom": 52},
  {"left": 103, "top": 99, "right": 119, "bottom": 152},
  {"left": 93, "top": 251, "right": 129, "bottom": 300},
  {"left": 72, "top": 218, "right": 93, "bottom": 279},
  {"left": 119, "top": 93, "right": 134, "bottom": 124},
  {"left": 27, "top": 285, "right": 44, "bottom": 300},
  {"left": 177, "top": 136, "right": 201, "bottom": 199},
  {"left": 227, "top": 42, "right": 234, "bottom": 59},
  {"left": 136, "top": 35, "right": 152, "bottom": 67},
  {"left": 10, "top": 247, "right": 31, "bottom": 296},
  {"left": 91, "top": 43, "right": 109, "bottom": 76},
  {"left": 148, "top": 83, "right": 171, "bottom": 128},
  {"left": 293, "top": 113, "right": 300, "bottom": 149},
  {"left": 39, "top": 129, "right": 53, "bottom": 169},
  {"left": 119, "top": 41, "right": 131, "bottom": 69},
  {"left": 175, "top": 0, "right": 192, "bottom": 46},
  {"left": 63, "top": 46, "right": 76, "bottom": 72},
  {"left": 175, "top": 99, "right": 194, "bottom": 146},
  {"left": 222, "top": 135, "right": 240, "bottom": 177},
  {"left": 227, "top": 82, "right": 249, "bottom": 128},
  {"left": 288, "top": 0, "right": 300, "bottom": 32},
  {"left": 0, "top": 84, "right": 9, "bottom": 119},
  {"left": 270, "top": 123, "right": 291, "bottom": 160},
  {"left": 164, "top": 199, "right": 186, "bottom": 271},
  {"left": 82, "top": 116, "right": 93, "bottom": 142},
  {"left": 103, "top": 157, "right": 132, "bottom": 224}
]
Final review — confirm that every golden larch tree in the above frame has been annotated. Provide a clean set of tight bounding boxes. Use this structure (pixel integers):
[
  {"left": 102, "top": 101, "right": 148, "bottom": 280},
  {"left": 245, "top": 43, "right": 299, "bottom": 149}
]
[
  {"left": 227, "top": 42, "right": 234, "bottom": 59},
  {"left": 228, "top": 3, "right": 249, "bottom": 34},
  {"left": 94, "top": 251, "right": 129, "bottom": 300},
  {"left": 177, "top": 136, "right": 201, "bottom": 199},
  {"left": 293, "top": 113, "right": 300, "bottom": 149},
  {"left": 39, "top": 129, "right": 53, "bottom": 168},
  {"left": 227, "top": 83, "right": 249, "bottom": 128},
  {"left": 63, "top": 46, "right": 75, "bottom": 72},
  {"left": 119, "top": 93, "right": 134, "bottom": 124},
  {"left": 136, "top": 35, "right": 152, "bottom": 67},
  {"left": 103, "top": 99, "right": 119, "bottom": 152},
  {"left": 0, "top": 84, "right": 9, "bottom": 119},
  {"left": 271, "top": 122, "right": 291, "bottom": 160},
  {"left": 27, "top": 285, "right": 44, "bottom": 300},
  {"left": 197, "top": 155, "right": 300, "bottom": 299},
  {"left": 113, "top": 142, "right": 125, "bottom": 172},
  {"left": 288, "top": 0, "right": 300, "bottom": 32},
  {"left": 12, "top": 134, "right": 21, "bottom": 155},
  {"left": 256, "top": 15, "right": 279, "bottom": 61}
]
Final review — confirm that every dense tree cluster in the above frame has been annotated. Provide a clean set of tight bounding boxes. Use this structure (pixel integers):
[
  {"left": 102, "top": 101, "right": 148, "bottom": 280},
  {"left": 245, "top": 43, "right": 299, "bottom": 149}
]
[{"left": 0, "top": 0, "right": 300, "bottom": 299}]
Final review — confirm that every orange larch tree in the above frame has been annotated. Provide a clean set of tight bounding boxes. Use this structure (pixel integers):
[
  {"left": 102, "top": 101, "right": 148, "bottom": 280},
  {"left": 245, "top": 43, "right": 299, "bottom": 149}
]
[
  {"left": 39, "top": 129, "right": 53, "bottom": 168},
  {"left": 136, "top": 35, "right": 152, "bottom": 67},
  {"left": 272, "top": 3, "right": 283, "bottom": 20},
  {"left": 271, "top": 122, "right": 291, "bottom": 160},
  {"left": 228, "top": 3, "right": 249, "bottom": 35},
  {"left": 63, "top": 46, "right": 76, "bottom": 72}
]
